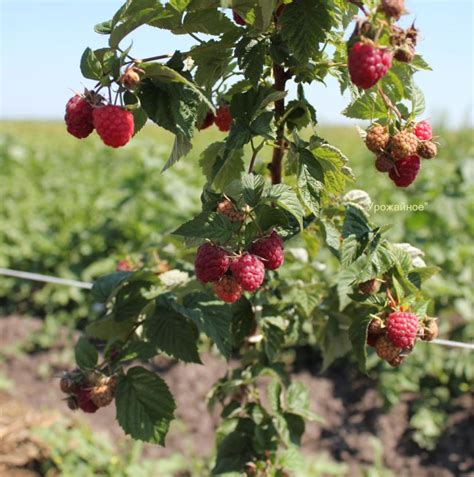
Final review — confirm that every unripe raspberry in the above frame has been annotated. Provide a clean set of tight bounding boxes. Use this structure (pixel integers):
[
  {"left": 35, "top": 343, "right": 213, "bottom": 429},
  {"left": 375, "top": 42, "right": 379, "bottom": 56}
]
[
  {"left": 232, "top": 10, "right": 246, "bottom": 26},
  {"left": 380, "top": 0, "right": 406, "bottom": 20},
  {"left": 93, "top": 105, "right": 134, "bottom": 148},
  {"left": 65, "top": 95, "right": 94, "bottom": 139},
  {"left": 348, "top": 42, "right": 392, "bottom": 90},
  {"left": 389, "top": 155, "right": 421, "bottom": 187},
  {"left": 391, "top": 130, "right": 419, "bottom": 159},
  {"left": 217, "top": 199, "right": 246, "bottom": 222},
  {"left": 76, "top": 387, "right": 99, "bottom": 413},
  {"left": 394, "top": 46, "right": 415, "bottom": 63},
  {"left": 386, "top": 311, "right": 419, "bottom": 348},
  {"left": 198, "top": 111, "right": 215, "bottom": 130},
  {"left": 417, "top": 141, "right": 437, "bottom": 159},
  {"left": 367, "top": 317, "right": 384, "bottom": 347},
  {"left": 388, "top": 354, "right": 405, "bottom": 367},
  {"left": 249, "top": 231, "right": 284, "bottom": 271},
  {"left": 59, "top": 372, "right": 80, "bottom": 394},
  {"left": 421, "top": 318, "right": 439, "bottom": 341},
  {"left": 365, "top": 125, "right": 390, "bottom": 153},
  {"left": 194, "top": 243, "right": 230, "bottom": 283},
  {"left": 375, "top": 153, "right": 395, "bottom": 173},
  {"left": 358, "top": 279, "right": 381, "bottom": 295},
  {"left": 215, "top": 105, "right": 232, "bottom": 132},
  {"left": 116, "top": 259, "right": 134, "bottom": 272},
  {"left": 120, "top": 67, "right": 141, "bottom": 89},
  {"left": 90, "top": 376, "right": 118, "bottom": 408},
  {"left": 230, "top": 254, "right": 265, "bottom": 292},
  {"left": 213, "top": 275, "right": 242, "bottom": 303},
  {"left": 66, "top": 395, "right": 79, "bottom": 411},
  {"left": 375, "top": 336, "right": 402, "bottom": 361},
  {"left": 414, "top": 121, "right": 433, "bottom": 141}
]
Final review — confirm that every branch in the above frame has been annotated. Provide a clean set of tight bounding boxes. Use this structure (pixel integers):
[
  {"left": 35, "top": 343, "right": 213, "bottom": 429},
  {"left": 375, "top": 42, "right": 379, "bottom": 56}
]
[{"left": 377, "top": 84, "right": 403, "bottom": 121}]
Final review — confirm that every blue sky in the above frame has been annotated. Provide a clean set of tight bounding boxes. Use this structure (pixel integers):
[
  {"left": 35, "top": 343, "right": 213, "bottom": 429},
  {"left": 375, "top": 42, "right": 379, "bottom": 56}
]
[{"left": 0, "top": 0, "right": 472, "bottom": 127}]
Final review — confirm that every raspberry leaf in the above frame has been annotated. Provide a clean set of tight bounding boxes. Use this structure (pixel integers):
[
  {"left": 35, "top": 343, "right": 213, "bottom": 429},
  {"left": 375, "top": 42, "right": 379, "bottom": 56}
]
[
  {"left": 115, "top": 366, "right": 175, "bottom": 444},
  {"left": 75, "top": 337, "right": 99, "bottom": 370},
  {"left": 348, "top": 313, "right": 373, "bottom": 373}
]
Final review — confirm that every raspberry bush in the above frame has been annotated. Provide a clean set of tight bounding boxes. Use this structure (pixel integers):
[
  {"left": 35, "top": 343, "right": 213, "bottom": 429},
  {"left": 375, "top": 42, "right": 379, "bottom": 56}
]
[{"left": 65, "top": 0, "right": 444, "bottom": 473}]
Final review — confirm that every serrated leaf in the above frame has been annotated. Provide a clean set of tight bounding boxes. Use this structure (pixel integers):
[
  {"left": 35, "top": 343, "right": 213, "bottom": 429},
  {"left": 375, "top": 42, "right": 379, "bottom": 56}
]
[
  {"left": 242, "top": 173, "right": 265, "bottom": 206},
  {"left": 267, "top": 184, "right": 303, "bottom": 229},
  {"left": 349, "top": 314, "right": 372, "bottom": 372},
  {"left": 173, "top": 211, "right": 236, "bottom": 241},
  {"left": 162, "top": 133, "right": 192, "bottom": 172},
  {"left": 80, "top": 47, "right": 102, "bottom": 80},
  {"left": 91, "top": 271, "right": 131, "bottom": 302},
  {"left": 212, "top": 430, "right": 253, "bottom": 475},
  {"left": 115, "top": 367, "right": 175, "bottom": 444},
  {"left": 342, "top": 92, "right": 387, "bottom": 120}
]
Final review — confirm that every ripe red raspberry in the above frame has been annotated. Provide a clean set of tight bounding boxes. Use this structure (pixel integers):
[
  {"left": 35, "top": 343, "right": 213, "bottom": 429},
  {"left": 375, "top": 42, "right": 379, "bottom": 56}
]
[
  {"left": 380, "top": 0, "right": 406, "bottom": 20},
  {"left": 365, "top": 125, "right": 390, "bottom": 152},
  {"left": 348, "top": 42, "right": 392, "bottom": 90},
  {"left": 76, "top": 387, "right": 99, "bottom": 413},
  {"left": 93, "top": 105, "right": 134, "bottom": 148},
  {"left": 374, "top": 336, "right": 401, "bottom": 361},
  {"left": 391, "top": 130, "right": 419, "bottom": 158},
  {"left": 213, "top": 275, "right": 242, "bottom": 303},
  {"left": 249, "top": 231, "right": 284, "bottom": 271},
  {"left": 386, "top": 311, "right": 419, "bottom": 348},
  {"left": 65, "top": 95, "right": 94, "bottom": 139},
  {"left": 194, "top": 243, "right": 230, "bottom": 283},
  {"left": 198, "top": 111, "right": 215, "bottom": 130},
  {"left": 414, "top": 121, "right": 433, "bottom": 141},
  {"left": 232, "top": 10, "right": 246, "bottom": 26},
  {"left": 417, "top": 141, "right": 438, "bottom": 159},
  {"left": 375, "top": 153, "right": 395, "bottom": 173},
  {"left": 214, "top": 105, "right": 232, "bottom": 132},
  {"left": 230, "top": 254, "right": 265, "bottom": 292},
  {"left": 389, "top": 155, "right": 421, "bottom": 187}
]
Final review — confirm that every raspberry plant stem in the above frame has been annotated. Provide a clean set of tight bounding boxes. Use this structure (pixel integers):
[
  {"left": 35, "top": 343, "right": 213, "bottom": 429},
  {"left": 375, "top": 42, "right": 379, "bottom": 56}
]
[
  {"left": 377, "top": 84, "right": 403, "bottom": 120},
  {"left": 269, "top": 63, "right": 287, "bottom": 185}
]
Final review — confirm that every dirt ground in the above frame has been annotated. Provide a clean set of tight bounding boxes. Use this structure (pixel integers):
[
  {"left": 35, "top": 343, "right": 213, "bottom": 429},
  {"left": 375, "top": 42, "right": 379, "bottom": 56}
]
[{"left": 0, "top": 315, "right": 472, "bottom": 477}]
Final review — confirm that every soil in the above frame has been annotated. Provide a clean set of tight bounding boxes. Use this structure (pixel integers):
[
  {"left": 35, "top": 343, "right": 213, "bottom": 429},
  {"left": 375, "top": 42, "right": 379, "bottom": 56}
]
[{"left": 0, "top": 315, "right": 472, "bottom": 477}]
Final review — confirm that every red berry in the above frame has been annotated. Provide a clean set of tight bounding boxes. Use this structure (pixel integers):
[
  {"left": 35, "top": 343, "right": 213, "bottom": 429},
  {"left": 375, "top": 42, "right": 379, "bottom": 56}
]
[
  {"left": 93, "top": 105, "right": 134, "bottom": 148},
  {"left": 65, "top": 95, "right": 94, "bottom": 139},
  {"left": 213, "top": 275, "right": 242, "bottom": 303},
  {"left": 198, "top": 111, "right": 215, "bottom": 130},
  {"left": 215, "top": 105, "right": 232, "bottom": 132},
  {"left": 388, "top": 155, "right": 421, "bottom": 187},
  {"left": 414, "top": 121, "right": 432, "bottom": 141},
  {"left": 232, "top": 10, "right": 246, "bottom": 26},
  {"left": 386, "top": 311, "right": 419, "bottom": 348},
  {"left": 230, "top": 254, "right": 265, "bottom": 292},
  {"left": 116, "top": 259, "right": 134, "bottom": 272},
  {"left": 348, "top": 42, "right": 392, "bottom": 90},
  {"left": 249, "top": 231, "right": 284, "bottom": 271},
  {"left": 76, "top": 387, "right": 99, "bottom": 413},
  {"left": 194, "top": 243, "right": 230, "bottom": 283}
]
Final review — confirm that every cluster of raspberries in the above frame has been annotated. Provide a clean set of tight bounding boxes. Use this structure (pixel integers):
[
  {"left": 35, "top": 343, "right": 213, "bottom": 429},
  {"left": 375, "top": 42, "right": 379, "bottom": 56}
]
[
  {"left": 194, "top": 231, "right": 284, "bottom": 303},
  {"left": 365, "top": 121, "right": 438, "bottom": 187},
  {"left": 59, "top": 369, "right": 118, "bottom": 413},
  {"left": 348, "top": 1, "right": 420, "bottom": 90},
  {"left": 197, "top": 105, "right": 232, "bottom": 132},
  {"left": 366, "top": 311, "right": 438, "bottom": 367},
  {"left": 65, "top": 93, "right": 134, "bottom": 148}
]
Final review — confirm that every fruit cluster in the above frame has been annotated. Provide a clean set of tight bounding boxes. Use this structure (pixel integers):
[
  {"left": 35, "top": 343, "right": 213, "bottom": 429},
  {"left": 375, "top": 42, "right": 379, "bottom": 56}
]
[
  {"left": 197, "top": 105, "right": 233, "bottom": 132},
  {"left": 65, "top": 92, "right": 134, "bottom": 148},
  {"left": 59, "top": 369, "right": 118, "bottom": 413},
  {"left": 194, "top": 199, "right": 285, "bottom": 303},
  {"left": 365, "top": 121, "right": 438, "bottom": 187},
  {"left": 368, "top": 312, "right": 439, "bottom": 366},
  {"left": 347, "top": 0, "right": 421, "bottom": 91}
]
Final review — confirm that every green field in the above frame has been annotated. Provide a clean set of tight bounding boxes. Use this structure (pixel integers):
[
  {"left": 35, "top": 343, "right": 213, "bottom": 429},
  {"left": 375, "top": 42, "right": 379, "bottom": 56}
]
[{"left": 0, "top": 121, "right": 473, "bottom": 475}]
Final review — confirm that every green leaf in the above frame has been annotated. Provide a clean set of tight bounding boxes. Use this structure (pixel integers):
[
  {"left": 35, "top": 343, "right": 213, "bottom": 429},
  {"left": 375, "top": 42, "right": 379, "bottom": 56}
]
[
  {"left": 80, "top": 47, "right": 102, "bottom": 80},
  {"left": 91, "top": 271, "right": 131, "bottom": 302},
  {"left": 242, "top": 173, "right": 265, "bottom": 207},
  {"left": 115, "top": 367, "right": 175, "bottom": 444},
  {"left": 173, "top": 211, "right": 237, "bottom": 242},
  {"left": 280, "top": 0, "right": 332, "bottom": 62},
  {"left": 162, "top": 133, "right": 193, "bottom": 172},
  {"left": 94, "top": 20, "right": 113, "bottom": 34},
  {"left": 145, "top": 304, "right": 201, "bottom": 363},
  {"left": 349, "top": 314, "right": 373, "bottom": 372},
  {"left": 263, "top": 322, "right": 285, "bottom": 362},
  {"left": 75, "top": 337, "right": 98, "bottom": 370},
  {"left": 342, "top": 205, "right": 371, "bottom": 239},
  {"left": 267, "top": 184, "right": 303, "bottom": 229},
  {"left": 231, "top": 297, "right": 254, "bottom": 348},
  {"left": 212, "top": 431, "right": 253, "bottom": 475},
  {"left": 86, "top": 314, "right": 136, "bottom": 341},
  {"left": 340, "top": 234, "right": 359, "bottom": 268},
  {"left": 411, "top": 84, "right": 426, "bottom": 118},
  {"left": 342, "top": 92, "right": 387, "bottom": 120}
]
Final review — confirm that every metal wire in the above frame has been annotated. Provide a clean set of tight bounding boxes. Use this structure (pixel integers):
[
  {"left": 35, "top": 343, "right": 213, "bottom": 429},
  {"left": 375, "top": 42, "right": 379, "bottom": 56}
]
[{"left": 1, "top": 267, "right": 473, "bottom": 350}]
